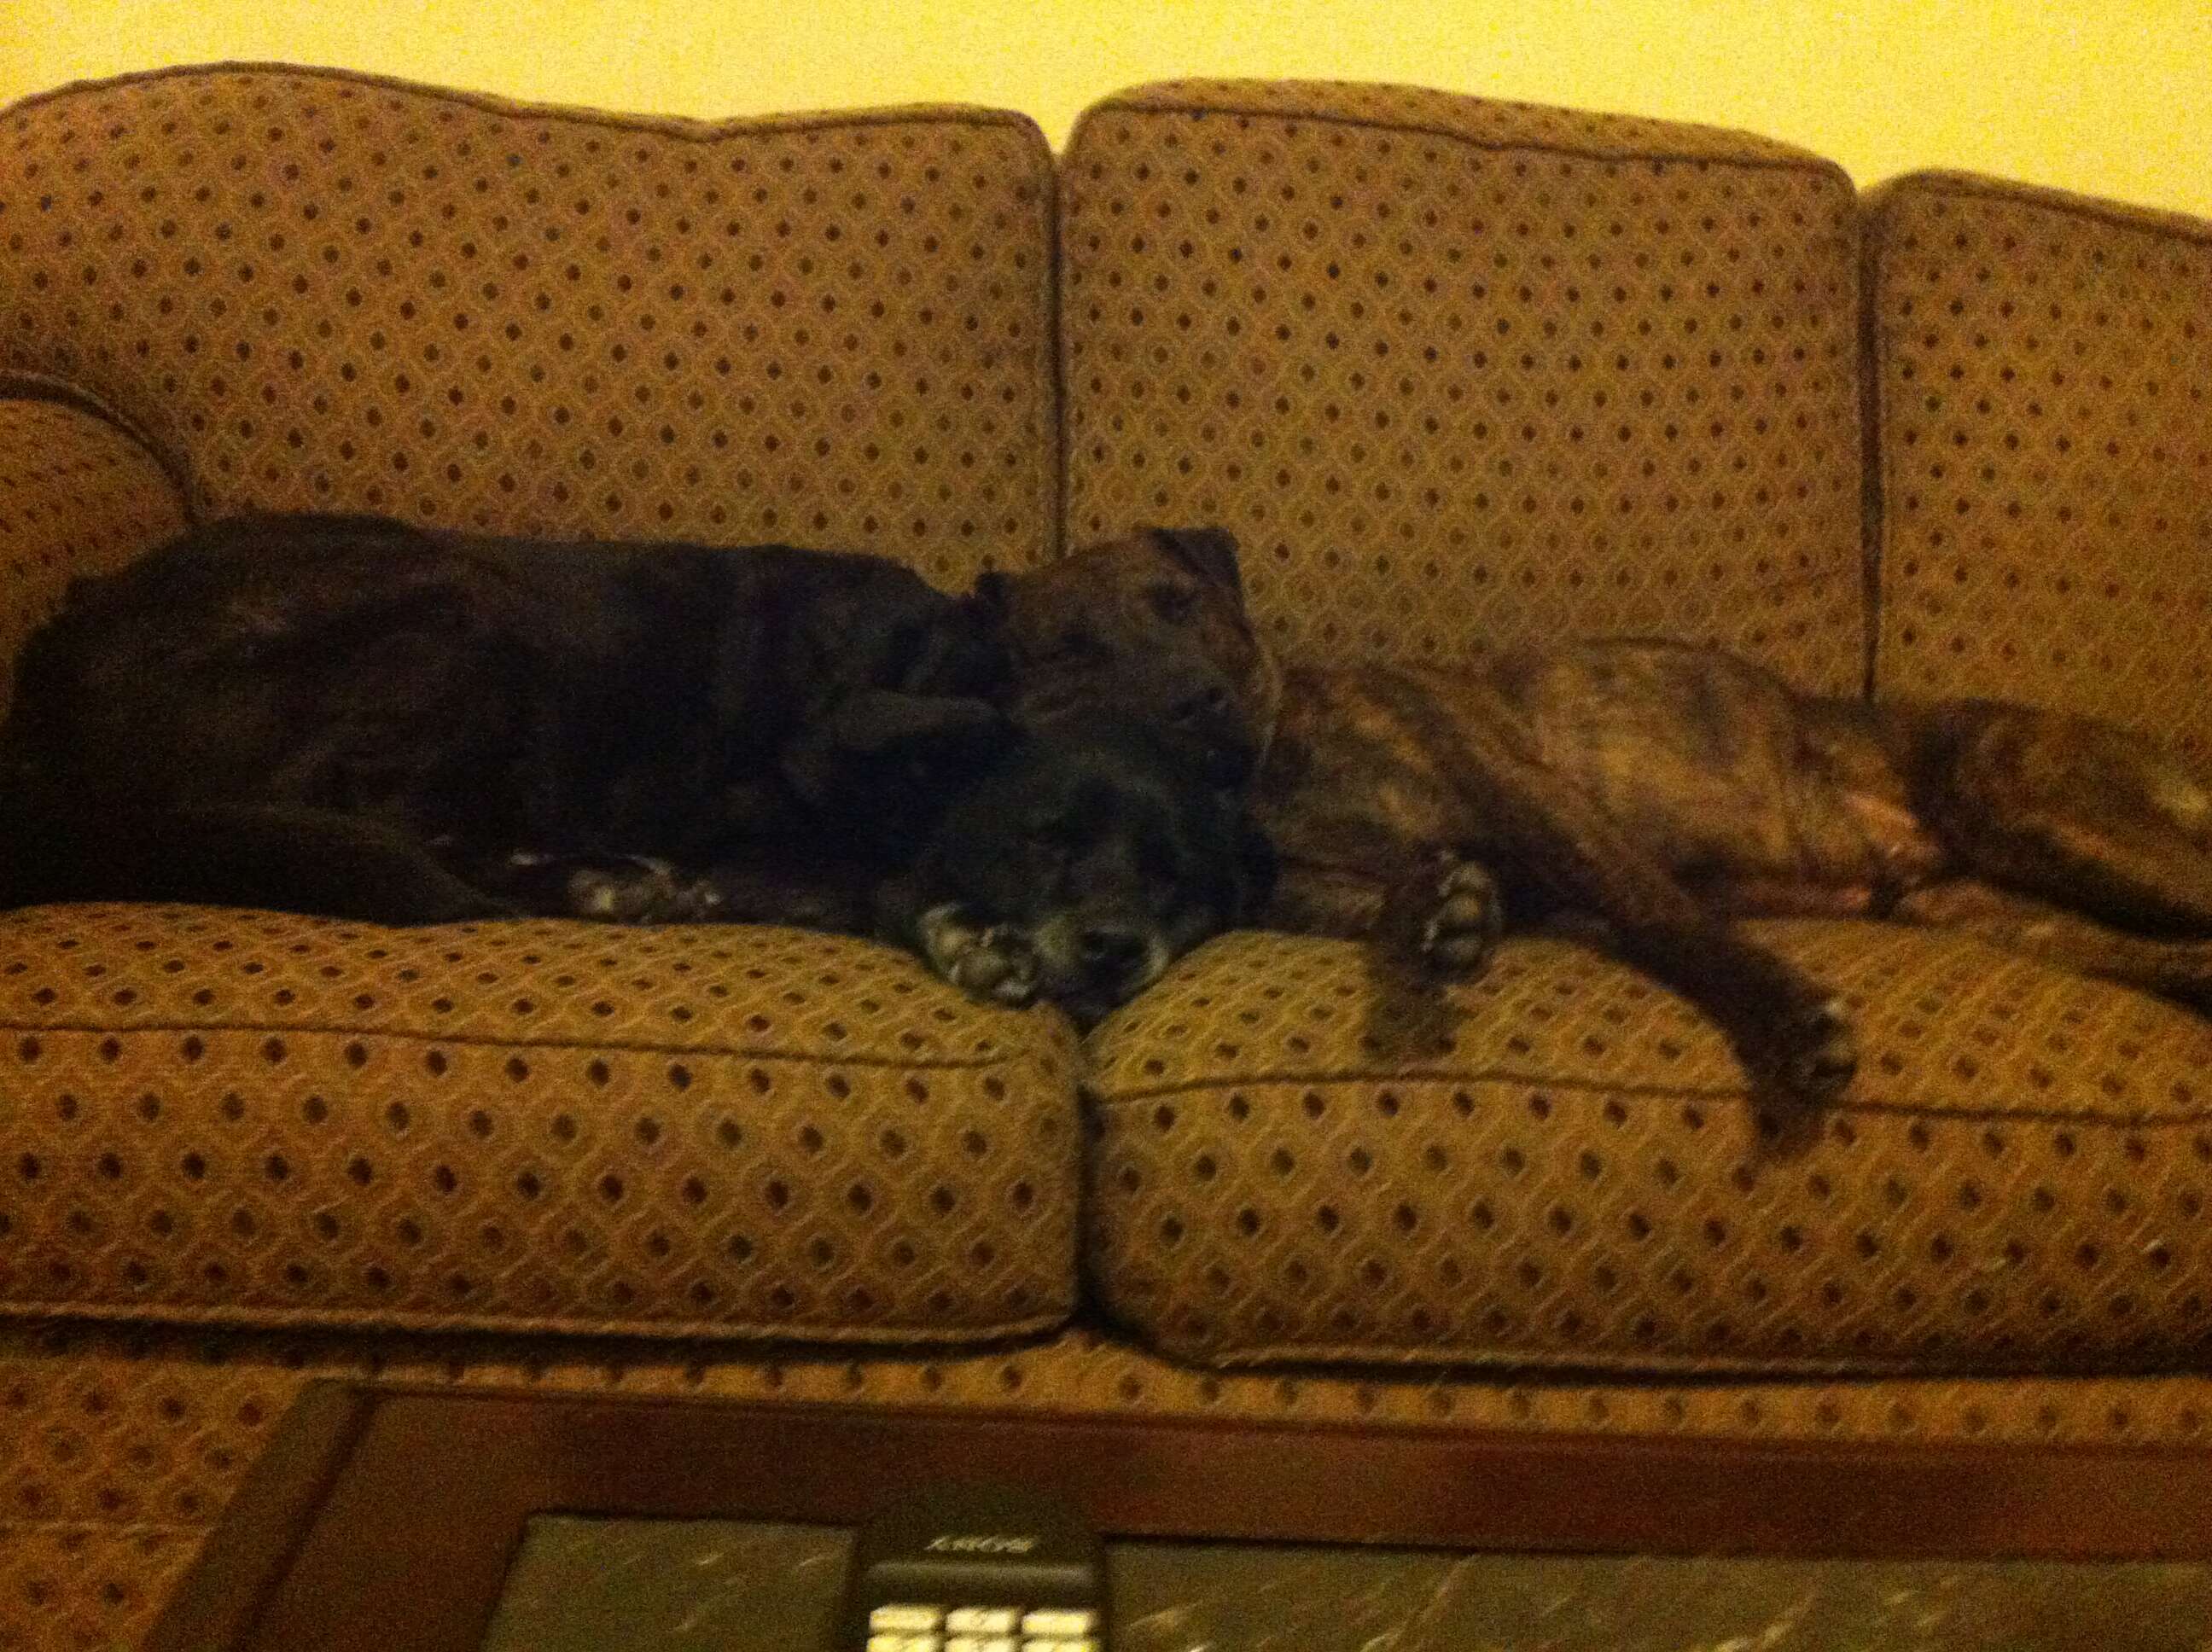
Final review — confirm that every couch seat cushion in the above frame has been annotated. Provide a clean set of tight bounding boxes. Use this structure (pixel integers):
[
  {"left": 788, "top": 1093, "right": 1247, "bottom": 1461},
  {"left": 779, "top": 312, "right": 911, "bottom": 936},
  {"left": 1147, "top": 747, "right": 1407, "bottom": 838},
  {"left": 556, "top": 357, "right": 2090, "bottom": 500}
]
[
  {"left": 1085, "top": 922, "right": 2212, "bottom": 1373},
  {"left": 0, "top": 905, "right": 1081, "bottom": 1343}
]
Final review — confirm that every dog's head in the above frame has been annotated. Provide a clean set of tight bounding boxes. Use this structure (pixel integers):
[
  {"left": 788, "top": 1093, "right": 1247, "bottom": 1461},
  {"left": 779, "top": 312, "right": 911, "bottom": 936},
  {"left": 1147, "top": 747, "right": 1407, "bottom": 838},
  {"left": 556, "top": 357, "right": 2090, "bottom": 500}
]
[
  {"left": 888, "top": 718, "right": 1272, "bottom": 1024},
  {"left": 974, "top": 527, "right": 1280, "bottom": 786}
]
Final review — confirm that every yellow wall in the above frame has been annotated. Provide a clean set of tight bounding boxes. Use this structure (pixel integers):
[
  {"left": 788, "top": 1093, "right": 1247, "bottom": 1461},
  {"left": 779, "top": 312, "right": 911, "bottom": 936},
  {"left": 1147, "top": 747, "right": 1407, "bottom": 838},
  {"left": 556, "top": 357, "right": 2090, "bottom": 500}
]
[{"left": 8, "top": 1, "right": 2209, "bottom": 217}]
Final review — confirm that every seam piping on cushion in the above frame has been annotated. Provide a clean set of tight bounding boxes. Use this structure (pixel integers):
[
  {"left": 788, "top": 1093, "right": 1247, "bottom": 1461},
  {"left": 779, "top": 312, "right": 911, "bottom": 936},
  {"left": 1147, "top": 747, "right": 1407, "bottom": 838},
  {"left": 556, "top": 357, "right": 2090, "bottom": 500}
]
[
  {"left": 1081, "top": 93, "right": 1853, "bottom": 182},
  {"left": 0, "top": 370, "right": 195, "bottom": 513},
  {"left": 2, "top": 61, "right": 1046, "bottom": 146}
]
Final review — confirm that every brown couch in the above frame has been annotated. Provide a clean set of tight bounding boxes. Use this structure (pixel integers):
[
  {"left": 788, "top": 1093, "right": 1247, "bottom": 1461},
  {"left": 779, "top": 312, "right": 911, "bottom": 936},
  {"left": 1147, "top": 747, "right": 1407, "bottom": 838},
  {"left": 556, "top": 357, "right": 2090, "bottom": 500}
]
[{"left": 3, "top": 65, "right": 2210, "bottom": 1649}]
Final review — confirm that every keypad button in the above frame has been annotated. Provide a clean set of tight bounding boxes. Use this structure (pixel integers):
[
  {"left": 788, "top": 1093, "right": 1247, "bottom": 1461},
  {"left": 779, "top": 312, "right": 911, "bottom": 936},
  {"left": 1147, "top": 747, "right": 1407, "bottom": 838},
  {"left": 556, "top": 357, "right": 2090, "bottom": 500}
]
[
  {"left": 946, "top": 1637, "right": 1017, "bottom": 1652},
  {"left": 870, "top": 1605, "right": 946, "bottom": 1632},
  {"left": 946, "top": 1607, "right": 1020, "bottom": 1633},
  {"left": 1020, "top": 1609, "right": 1097, "bottom": 1637}
]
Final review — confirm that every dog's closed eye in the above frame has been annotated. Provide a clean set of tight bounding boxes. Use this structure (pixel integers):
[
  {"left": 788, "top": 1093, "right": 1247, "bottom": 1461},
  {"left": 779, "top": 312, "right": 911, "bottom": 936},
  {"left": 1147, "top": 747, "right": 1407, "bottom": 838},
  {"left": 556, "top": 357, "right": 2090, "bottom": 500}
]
[
  {"left": 1146, "top": 582, "right": 1198, "bottom": 624},
  {"left": 1031, "top": 629, "right": 1109, "bottom": 667}
]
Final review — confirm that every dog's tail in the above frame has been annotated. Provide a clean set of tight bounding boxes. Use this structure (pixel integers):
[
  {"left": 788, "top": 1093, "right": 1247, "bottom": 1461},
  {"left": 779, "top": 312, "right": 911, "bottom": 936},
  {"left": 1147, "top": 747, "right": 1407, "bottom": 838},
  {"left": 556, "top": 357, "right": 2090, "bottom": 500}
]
[{"left": 0, "top": 782, "right": 513, "bottom": 924}]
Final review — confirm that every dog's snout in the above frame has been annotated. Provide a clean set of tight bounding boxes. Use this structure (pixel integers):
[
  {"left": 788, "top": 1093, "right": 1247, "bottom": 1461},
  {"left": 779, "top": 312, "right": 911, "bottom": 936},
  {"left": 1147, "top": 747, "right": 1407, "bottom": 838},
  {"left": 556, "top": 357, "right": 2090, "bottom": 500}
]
[{"left": 1076, "top": 922, "right": 1150, "bottom": 980}]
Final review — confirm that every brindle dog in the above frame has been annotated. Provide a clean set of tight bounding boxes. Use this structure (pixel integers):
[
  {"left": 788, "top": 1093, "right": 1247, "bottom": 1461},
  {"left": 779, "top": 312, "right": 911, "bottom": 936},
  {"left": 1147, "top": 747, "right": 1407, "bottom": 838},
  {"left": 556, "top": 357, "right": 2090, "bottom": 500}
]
[{"left": 981, "top": 528, "right": 2212, "bottom": 1116}]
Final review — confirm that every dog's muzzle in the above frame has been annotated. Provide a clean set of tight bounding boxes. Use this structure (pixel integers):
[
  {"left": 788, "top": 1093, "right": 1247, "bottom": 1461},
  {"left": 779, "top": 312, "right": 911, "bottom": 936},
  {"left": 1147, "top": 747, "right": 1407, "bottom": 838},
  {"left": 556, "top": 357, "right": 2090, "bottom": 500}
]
[{"left": 1033, "top": 905, "right": 1173, "bottom": 1018}]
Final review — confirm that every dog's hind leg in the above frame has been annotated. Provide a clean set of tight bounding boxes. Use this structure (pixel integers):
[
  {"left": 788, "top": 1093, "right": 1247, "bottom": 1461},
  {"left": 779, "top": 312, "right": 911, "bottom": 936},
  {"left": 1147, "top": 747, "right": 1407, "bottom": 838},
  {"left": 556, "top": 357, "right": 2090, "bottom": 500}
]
[
  {"left": 1922, "top": 705, "right": 2212, "bottom": 933},
  {"left": 455, "top": 846, "right": 888, "bottom": 928},
  {"left": 1894, "top": 878, "right": 2212, "bottom": 1017},
  {"left": 698, "top": 855, "right": 878, "bottom": 934},
  {"left": 9, "top": 799, "right": 515, "bottom": 923},
  {"left": 470, "top": 851, "right": 725, "bottom": 924}
]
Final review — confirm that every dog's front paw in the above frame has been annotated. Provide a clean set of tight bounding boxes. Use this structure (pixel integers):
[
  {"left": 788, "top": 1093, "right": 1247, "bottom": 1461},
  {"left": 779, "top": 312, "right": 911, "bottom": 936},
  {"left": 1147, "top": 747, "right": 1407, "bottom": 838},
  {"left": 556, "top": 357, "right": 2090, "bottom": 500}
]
[
  {"left": 1420, "top": 859, "right": 1504, "bottom": 977},
  {"left": 1382, "top": 854, "right": 1504, "bottom": 979},
  {"left": 559, "top": 857, "right": 720, "bottom": 924},
  {"left": 1762, "top": 992, "right": 1859, "bottom": 1110},
  {"left": 917, "top": 904, "right": 1041, "bottom": 1007}
]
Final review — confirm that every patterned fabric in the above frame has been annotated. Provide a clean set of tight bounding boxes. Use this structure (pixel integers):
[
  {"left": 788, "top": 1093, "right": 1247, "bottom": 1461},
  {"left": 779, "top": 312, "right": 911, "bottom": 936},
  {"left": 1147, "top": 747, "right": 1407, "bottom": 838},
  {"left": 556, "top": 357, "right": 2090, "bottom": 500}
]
[
  {"left": 1060, "top": 81, "right": 1866, "bottom": 691},
  {"left": 0, "top": 1526, "right": 200, "bottom": 1652},
  {"left": 9, "top": 65, "right": 2212, "bottom": 1651},
  {"left": 0, "top": 65, "right": 1059, "bottom": 587},
  {"left": 1866, "top": 172, "right": 2212, "bottom": 758},
  {"left": 0, "top": 395, "right": 186, "bottom": 720},
  {"left": 5, "top": 1318, "right": 2212, "bottom": 1651},
  {"left": 1086, "top": 923, "right": 2212, "bottom": 1372},
  {"left": 0, "top": 905, "right": 1082, "bottom": 1343}
]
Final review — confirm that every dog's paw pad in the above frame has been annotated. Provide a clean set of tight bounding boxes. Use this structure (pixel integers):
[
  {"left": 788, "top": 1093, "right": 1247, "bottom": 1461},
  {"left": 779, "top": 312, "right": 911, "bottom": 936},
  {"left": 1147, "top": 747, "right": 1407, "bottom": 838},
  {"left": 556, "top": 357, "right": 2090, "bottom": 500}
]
[
  {"left": 965, "top": 926, "right": 1042, "bottom": 1005},
  {"left": 563, "top": 858, "right": 690, "bottom": 924},
  {"left": 669, "top": 876, "right": 725, "bottom": 922},
  {"left": 1777, "top": 994, "right": 1858, "bottom": 1105},
  {"left": 1418, "top": 861, "right": 1503, "bottom": 978},
  {"left": 920, "top": 906, "right": 1040, "bottom": 1007}
]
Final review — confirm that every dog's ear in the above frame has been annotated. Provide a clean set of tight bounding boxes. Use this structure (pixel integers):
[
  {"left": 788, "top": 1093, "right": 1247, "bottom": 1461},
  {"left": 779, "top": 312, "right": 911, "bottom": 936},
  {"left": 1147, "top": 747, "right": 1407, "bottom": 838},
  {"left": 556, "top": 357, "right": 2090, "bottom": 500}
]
[
  {"left": 1150, "top": 527, "right": 1243, "bottom": 595},
  {"left": 966, "top": 568, "right": 1011, "bottom": 620}
]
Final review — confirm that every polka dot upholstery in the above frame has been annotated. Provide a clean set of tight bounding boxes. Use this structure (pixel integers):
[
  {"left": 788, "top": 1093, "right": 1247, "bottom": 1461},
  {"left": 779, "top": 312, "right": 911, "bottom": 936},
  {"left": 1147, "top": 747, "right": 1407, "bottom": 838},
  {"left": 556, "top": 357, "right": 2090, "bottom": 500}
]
[
  {"left": 0, "top": 393, "right": 186, "bottom": 721},
  {"left": 0, "top": 1526, "right": 200, "bottom": 1652},
  {"left": 0, "top": 905, "right": 1082, "bottom": 1343},
  {"left": 1086, "top": 924, "right": 2212, "bottom": 1372},
  {"left": 10, "top": 63, "right": 2212, "bottom": 1651},
  {"left": 1866, "top": 172, "right": 2212, "bottom": 758},
  {"left": 0, "top": 65, "right": 1059, "bottom": 586},
  {"left": 5, "top": 1320, "right": 2212, "bottom": 1650},
  {"left": 1059, "top": 81, "right": 1866, "bottom": 690}
]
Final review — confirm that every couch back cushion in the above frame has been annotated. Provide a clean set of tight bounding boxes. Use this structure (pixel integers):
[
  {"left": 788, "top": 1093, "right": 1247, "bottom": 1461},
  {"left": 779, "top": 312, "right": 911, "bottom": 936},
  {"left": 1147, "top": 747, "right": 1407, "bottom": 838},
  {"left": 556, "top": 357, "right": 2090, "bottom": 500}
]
[
  {"left": 0, "top": 66, "right": 1059, "bottom": 586},
  {"left": 1059, "top": 81, "right": 1866, "bottom": 689},
  {"left": 1865, "top": 172, "right": 2212, "bottom": 758}
]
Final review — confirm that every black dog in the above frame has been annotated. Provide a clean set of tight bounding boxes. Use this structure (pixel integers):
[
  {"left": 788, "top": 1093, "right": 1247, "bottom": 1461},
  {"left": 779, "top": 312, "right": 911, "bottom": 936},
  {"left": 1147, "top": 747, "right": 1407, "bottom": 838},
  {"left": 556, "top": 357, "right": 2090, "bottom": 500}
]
[
  {"left": 3, "top": 515, "right": 1260, "bottom": 1021},
  {"left": 2, "top": 512, "right": 1008, "bottom": 923},
  {"left": 872, "top": 720, "right": 1272, "bottom": 1025}
]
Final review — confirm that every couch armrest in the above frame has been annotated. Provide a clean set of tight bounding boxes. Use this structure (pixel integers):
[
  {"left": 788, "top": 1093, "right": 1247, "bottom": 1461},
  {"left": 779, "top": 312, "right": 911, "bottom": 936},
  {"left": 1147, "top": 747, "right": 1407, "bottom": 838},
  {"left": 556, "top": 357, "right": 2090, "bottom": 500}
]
[{"left": 0, "top": 387, "right": 189, "bottom": 716}]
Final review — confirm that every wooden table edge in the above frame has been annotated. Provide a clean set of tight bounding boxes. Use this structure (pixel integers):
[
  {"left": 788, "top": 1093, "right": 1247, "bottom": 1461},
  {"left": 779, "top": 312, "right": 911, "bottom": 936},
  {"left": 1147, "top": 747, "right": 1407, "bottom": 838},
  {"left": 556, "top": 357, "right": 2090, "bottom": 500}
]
[
  {"left": 145, "top": 1381, "right": 381, "bottom": 1652},
  {"left": 148, "top": 1380, "right": 2212, "bottom": 1651}
]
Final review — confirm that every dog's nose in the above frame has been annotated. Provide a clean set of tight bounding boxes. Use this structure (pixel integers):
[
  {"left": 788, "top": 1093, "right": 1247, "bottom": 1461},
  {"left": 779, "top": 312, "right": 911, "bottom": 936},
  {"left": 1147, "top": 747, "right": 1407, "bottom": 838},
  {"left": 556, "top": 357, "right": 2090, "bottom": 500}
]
[{"left": 1076, "top": 923, "right": 1150, "bottom": 980}]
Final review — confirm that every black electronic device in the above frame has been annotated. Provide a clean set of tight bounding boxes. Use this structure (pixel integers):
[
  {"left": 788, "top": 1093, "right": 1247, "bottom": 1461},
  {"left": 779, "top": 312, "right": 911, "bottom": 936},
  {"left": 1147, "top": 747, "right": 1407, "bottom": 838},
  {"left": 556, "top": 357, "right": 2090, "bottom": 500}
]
[{"left": 840, "top": 1480, "right": 1107, "bottom": 1651}]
